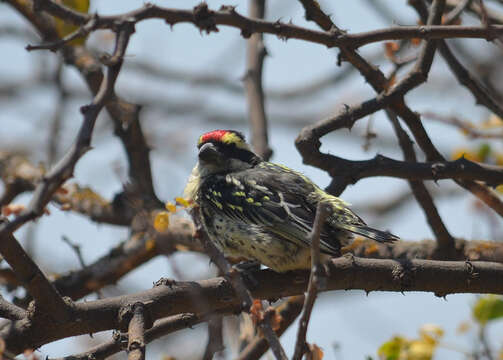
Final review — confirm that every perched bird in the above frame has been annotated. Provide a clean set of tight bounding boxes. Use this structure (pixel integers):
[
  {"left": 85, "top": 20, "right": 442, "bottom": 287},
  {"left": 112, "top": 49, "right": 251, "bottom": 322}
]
[{"left": 184, "top": 130, "right": 398, "bottom": 272}]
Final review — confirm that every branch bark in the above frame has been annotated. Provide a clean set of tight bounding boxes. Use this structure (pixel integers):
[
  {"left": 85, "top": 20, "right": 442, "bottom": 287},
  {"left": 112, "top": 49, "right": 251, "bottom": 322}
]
[
  {"left": 3, "top": 256, "right": 503, "bottom": 354},
  {"left": 30, "top": 1, "right": 503, "bottom": 49},
  {"left": 245, "top": 0, "right": 272, "bottom": 160}
]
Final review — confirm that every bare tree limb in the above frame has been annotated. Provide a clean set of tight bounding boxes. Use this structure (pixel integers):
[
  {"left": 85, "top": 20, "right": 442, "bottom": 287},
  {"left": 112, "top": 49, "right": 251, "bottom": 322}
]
[
  {"left": 191, "top": 207, "right": 288, "bottom": 360},
  {"left": 245, "top": 0, "right": 272, "bottom": 160},
  {"left": 49, "top": 313, "right": 217, "bottom": 360},
  {"left": 236, "top": 296, "right": 305, "bottom": 360},
  {"left": 0, "top": 295, "right": 26, "bottom": 321},
  {"left": 0, "top": 17, "right": 134, "bottom": 237},
  {"left": 126, "top": 302, "right": 148, "bottom": 360},
  {"left": 293, "top": 203, "right": 331, "bottom": 360},
  {"left": 0, "top": 231, "right": 71, "bottom": 321},
  {"left": 423, "top": 111, "right": 503, "bottom": 139},
  {"left": 202, "top": 315, "right": 225, "bottom": 360},
  {"left": 296, "top": 0, "right": 503, "bottom": 216},
  {"left": 413, "top": 0, "right": 503, "bottom": 121},
  {"left": 30, "top": 1, "right": 503, "bottom": 50},
  {"left": 386, "top": 109, "right": 455, "bottom": 254},
  {"left": 2, "top": 256, "right": 503, "bottom": 354}
]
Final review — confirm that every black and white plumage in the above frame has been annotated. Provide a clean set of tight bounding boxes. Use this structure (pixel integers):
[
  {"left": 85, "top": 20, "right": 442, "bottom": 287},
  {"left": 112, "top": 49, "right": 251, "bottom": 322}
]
[{"left": 184, "top": 130, "right": 398, "bottom": 272}]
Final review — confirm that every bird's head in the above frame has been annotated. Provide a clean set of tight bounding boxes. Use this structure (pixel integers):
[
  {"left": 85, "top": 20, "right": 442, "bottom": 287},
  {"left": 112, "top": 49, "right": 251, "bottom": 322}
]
[{"left": 195, "top": 130, "right": 261, "bottom": 176}]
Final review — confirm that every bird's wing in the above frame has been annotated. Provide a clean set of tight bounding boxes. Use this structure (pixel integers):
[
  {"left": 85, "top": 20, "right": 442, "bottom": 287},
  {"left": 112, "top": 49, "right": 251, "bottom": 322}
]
[{"left": 200, "top": 166, "right": 341, "bottom": 254}]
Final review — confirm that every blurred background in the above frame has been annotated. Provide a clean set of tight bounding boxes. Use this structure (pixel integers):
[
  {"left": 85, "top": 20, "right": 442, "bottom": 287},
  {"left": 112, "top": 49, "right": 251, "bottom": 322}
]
[{"left": 1, "top": 0, "right": 503, "bottom": 359}]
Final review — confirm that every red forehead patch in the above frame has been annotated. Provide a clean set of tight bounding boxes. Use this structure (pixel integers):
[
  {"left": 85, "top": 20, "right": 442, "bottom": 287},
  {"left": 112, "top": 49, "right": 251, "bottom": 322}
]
[{"left": 200, "top": 130, "right": 229, "bottom": 144}]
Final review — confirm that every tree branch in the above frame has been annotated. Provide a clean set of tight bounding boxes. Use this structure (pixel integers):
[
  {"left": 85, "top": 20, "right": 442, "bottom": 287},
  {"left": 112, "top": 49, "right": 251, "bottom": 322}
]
[
  {"left": 0, "top": 231, "right": 71, "bottom": 321},
  {"left": 31, "top": 1, "right": 503, "bottom": 50},
  {"left": 126, "top": 302, "right": 148, "bottom": 360},
  {"left": 0, "top": 295, "right": 26, "bottom": 321},
  {"left": 3, "top": 256, "right": 503, "bottom": 354},
  {"left": 245, "top": 0, "right": 272, "bottom": 160},
  {"left": 296, "top": 0, "right": 503, "bottom": 216},
  {"left": 49, "top": 313, "right": 217, "bottom": 360},
  {"left": 413, "top": 0, "right": 503, "bottom": 120},
  {"left": 386, "top": 109, "right": 455, "bottom": 253},
  {"left": 236, "top": 296, "right": 304, "bottom": 360},
  {"left": 191, "top": 207, "right": 288, "bottom": 360},
  {"left": 293, "top": 203, "right": 330, "bottom": 360}
]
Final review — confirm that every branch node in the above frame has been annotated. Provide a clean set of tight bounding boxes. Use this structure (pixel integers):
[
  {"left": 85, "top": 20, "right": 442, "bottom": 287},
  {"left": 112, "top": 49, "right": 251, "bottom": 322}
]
[
  {"left": 193, "top": 3, "right": 218, "bottom": 34},
  {"left": 153, "top": 277, "right": 176, "bottom": 288}
]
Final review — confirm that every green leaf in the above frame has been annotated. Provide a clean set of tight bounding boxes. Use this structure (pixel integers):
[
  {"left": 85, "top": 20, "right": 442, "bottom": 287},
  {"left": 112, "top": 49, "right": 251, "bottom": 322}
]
[
  {"left": 378, "top": 336, "right": 405, "bottom": 360},
  {"left": 473, "top": 295, "right": 503, "bottom": 325},
  {"left": 477, "top": 143, "right": 491, "bottom": 162}
]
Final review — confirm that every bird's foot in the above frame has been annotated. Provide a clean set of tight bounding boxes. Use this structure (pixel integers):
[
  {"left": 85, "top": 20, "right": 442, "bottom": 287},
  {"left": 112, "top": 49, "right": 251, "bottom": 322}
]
[{"left": 232, "top": 260, "right": 261, "bottom": 289}]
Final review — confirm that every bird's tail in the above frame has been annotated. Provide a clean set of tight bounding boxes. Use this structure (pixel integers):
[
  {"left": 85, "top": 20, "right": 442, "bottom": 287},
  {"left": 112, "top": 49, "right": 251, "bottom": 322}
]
[{"left": 339, "top": 224, "right": 399, "bottom": 243}]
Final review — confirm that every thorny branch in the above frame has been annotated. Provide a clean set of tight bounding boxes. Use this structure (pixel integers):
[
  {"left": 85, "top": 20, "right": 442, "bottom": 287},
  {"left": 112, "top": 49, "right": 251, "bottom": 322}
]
[
  {"left": 2, "top": 257, "right": 503, "bottom": 354},
  {"left": 30, "top": 1, "right": 503, "bottom": 49},
  {"left": 295, "top": 0, "right": 503, "bottom": 218},
  {"left": 126, "top": 302, "right": 148, "bottom": 360},
  {"left": 293, "top": 203, "right": 331, "bottom": 360},
  {"left": 245, "top": 0, "right": 272, "bottom": 160},
  {"left": 1, "top": 0, "right": 503, "bottom": 358},
  {"left": 386, "top": 110, "right": 455, "bottom": 254},
  {"left": 236, "top": 296, "right": 305, "bottom": 360},
  {"left": 191, "top": 207, "right": 288, "bottom": 360}
]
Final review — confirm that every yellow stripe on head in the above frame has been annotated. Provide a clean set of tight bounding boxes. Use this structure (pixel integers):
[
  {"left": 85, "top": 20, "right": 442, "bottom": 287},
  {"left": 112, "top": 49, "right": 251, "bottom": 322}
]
[
  {"left": 197, "top": 130, "right": 250, "bottom": 150},
  {"left": 221, "top": 132, "right": 249, "bottom": 149}
]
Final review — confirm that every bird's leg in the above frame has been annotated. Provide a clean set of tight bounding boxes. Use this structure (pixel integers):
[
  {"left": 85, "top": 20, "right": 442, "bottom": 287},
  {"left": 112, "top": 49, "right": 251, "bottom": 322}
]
[{"left": 232, "top": 260, "right": 261, "bottom": 289}]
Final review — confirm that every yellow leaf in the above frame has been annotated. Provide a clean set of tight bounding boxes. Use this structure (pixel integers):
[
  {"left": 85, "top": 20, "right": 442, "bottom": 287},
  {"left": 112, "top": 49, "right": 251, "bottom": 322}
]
[
  {"left": 407, "top": 339, "right": 435, "bottom": 360},
  {"left": 174, "top": 244, "right": 190, "bottom": 251},
  {"left": 496, "top": 154, "right": 503, "bottom": 166},
  {"left": 473, "top": 295, "right": 503, "bottom": 325},
  {"left": 165, "top": 202, "right": 177, "bottom": 213},
  {"left": 307, "top": 343, "right": 324, "bottom": 360},
  {"left": 483, "top": 114, "right": 503, "bottom": 129},
  {"left": 145, "top": 238, "right": 156, "bottom": 251},
  {"left": 419, "top": 324, "right": 444, "bottom": 343},
  {"left": 54, "top": 0, "right": 90, "bottom": 46},
  {"left": 456, "top": 321, "right": 471, "bottom": 334},
  {"left": 154, "top": 211, "right": 170, "bottom": 232},
  {"left": 378, "top": 336, "right": 406, "bottom": 360},
  {"left": 175, "top": 197, "right": 191, "bottom": 208},
  {"left": 451, "top": 148, "right": 479, "bottom": 162}
]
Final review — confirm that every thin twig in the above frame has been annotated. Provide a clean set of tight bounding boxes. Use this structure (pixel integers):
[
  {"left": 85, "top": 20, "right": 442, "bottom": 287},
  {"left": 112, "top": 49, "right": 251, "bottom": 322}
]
[
  {"left": 386, "top": 109, "right": 455, "bottom": 254},
  {"left": 191, "top": 208, "right": 288, "bottom": 360},
  {"left": 49, "top": 311, "right": 238, "bottom": 360},
  {"left": 444, "top": 0, "right": 473, "bottom": 24},
  {"left": 412, "top": 1, "right": 503, "bottom": 121},
  {"left": 478, "top": 325, "right": 494, "bottom": 360},
  {"left": 30, "top": 1, "right": 503, "bottom": 50},
  {"left": 0, "top": 231, "right": 71, "bottom": 320},
  {"left": 423, "top": 111, "right": 503, "bottom": 139},
  {"left": 127, "top": 302, "right": 147, "bottom": 360},
  {"left": 0, "top": 295, "right": 27, "bottom": 320},
  {"left": 0, "top": 21, "right": 135, "bottom": 237},
  {"left": 202, "top": 315, "right": 224, "bottom": 360},
  {"left": 245, "top": 0, "right": 272, "bottom": 160},
  {"left": 0, "top": 14, "right": 136, "bottom": 323},
  {"left": 61, "top": 235, "right": 86, "bottom": 268},
  {"left": 236, "top": 296, "right": 305, "bottom": 360},
  {"left": 292, "top": 202, "right": 331, "bottom": 360}
]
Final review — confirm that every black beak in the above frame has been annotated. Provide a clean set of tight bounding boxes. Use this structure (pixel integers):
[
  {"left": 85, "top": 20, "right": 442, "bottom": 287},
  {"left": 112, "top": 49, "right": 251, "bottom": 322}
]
[{"left": 198, "top": 142, "right": 221, "bottom": 163}]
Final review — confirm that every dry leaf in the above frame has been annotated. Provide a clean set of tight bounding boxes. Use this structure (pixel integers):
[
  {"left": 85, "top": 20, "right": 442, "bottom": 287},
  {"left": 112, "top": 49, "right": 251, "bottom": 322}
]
[
  {"left": 2, "top": 204, "right": 26, "bottom": 216},
  {"left": 154, "top": 211, "right": 170, "bottom": 232}
]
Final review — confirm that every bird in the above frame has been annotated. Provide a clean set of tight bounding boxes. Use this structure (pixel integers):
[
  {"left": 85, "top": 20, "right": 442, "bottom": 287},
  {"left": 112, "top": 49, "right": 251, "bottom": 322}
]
[{"left": 184, "top": 129, "right": 398, "bottom": 272}]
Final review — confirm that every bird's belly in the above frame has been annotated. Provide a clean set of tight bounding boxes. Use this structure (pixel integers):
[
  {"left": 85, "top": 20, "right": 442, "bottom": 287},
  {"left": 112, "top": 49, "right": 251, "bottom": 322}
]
[{"left": 204, "top": 215, "right": 312, "bottom": 272}]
